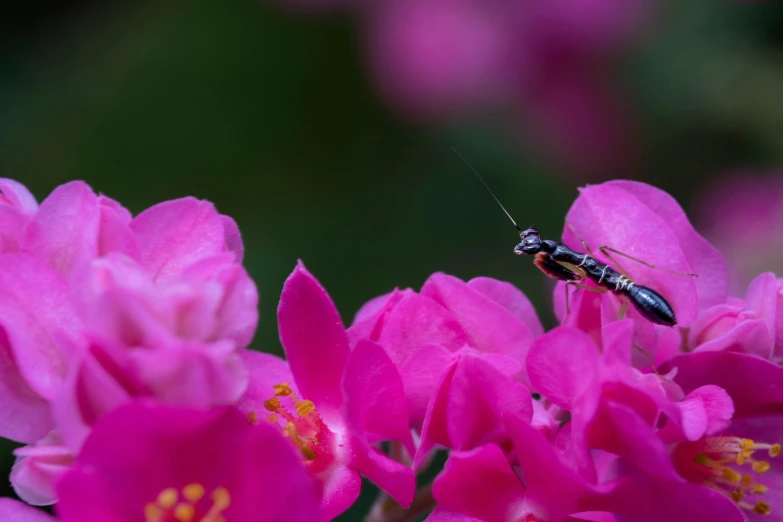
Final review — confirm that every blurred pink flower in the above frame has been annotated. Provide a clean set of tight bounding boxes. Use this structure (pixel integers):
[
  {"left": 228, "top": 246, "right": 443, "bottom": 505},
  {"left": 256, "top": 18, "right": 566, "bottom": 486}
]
[
  {"left": 361, "top": 0, "right": 650, "bottom": 176},
  {"left": 237, "top": 262, "right": 415, "bottom": 520},
  {"left": 55, "top": 402, "right": 323, "bottom": 522},
  {"left": 696, "top": 173, "right": 783, "bottom": 294},
  {"left": 0, "top": 179, "right": 257, "bottom": 505}
]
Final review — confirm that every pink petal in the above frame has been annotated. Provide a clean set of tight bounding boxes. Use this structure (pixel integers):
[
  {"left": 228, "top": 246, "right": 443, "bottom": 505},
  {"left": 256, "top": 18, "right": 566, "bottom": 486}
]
[
  {"left": 0, "top": 499, "right": 57, "bottom": 522},
  {"left": 52, "top": 345, "right": 133, "bottom": 453},
  {"left": 278, "top": 261, "right": 350, "bottom": 422},
  {"left": 130, "top": 197, "right": 225, "bottom": 282},
  {"left": 662, "top": 385, "right": 733, "bottom": 443},
  {"left": 662, "top": 351, "right": 783, "bottom": 417},
  {"left": 527, "top": 326, "right": 600, "bottom": 410},
  {"left": 0, "top": 204, "right": 28, "bottom": 253},
  {"left": 347, "top": 288, "right": 408, "bottom": 347},
  {"left": 319, "top": 464, "right": 361, "bottom": 521},
  {"left": 446, "top": 355, "right": 533, "bottom": 450},
  {"left": 564, "top": 181, "right": 725, "bottom": 327},
  {"left": 467, "top": 277, "right": 544, "bottom": 336},
  {"left": 0, "top": 327, "right": 51, "bottom": 443},
  {"left": 585, "top": 401, "right": 680, "bottom": 482},
  {"left": 0, "top": 254, "right": 81, "bottom": 399},
  {"left": 421, "top": 273, "right": 535, "bottom": 377},
  {"left": 97, "top": 197, "right": 139, "bottom": 260},
  {"left": 375, "top": 292, "right": 470, "bottom": 367},
  {"left": 11, "top": 432, "right": 73, "bottom": 506},
  {"left": 401, "top": 344, "right": 455, "bottom": 427},
  {"left": 343, "top": 340, "right": 413, "bottom": 449},
  {"left": 221, "top": 215, "right": 245, "bottom": 263},
  {"left": 433, "top": 444, "right": 526, "bottom": 522},
  {"left": 415, "top": 362, "right": 457, "bottom": 469},
  {"left": 23, "top": 181, "right": 100, "bottom": 278},
  {"left": 612, "top": 461, "right": 745, "bottom": 522},
  {"left": 180, "top": 257, "right": 259, "bottom": 349},
  {"left": 348, "top": 435, "right": 415, "bottom": 508},
  {"left": 505, "top": 414, "right": 641, "bottom": 518},
  {"left": 0, "top": 179, "right": 38, "bottom": 213},
  {"left": 744, "top": 271, "right": 778, "bottom": 349}
]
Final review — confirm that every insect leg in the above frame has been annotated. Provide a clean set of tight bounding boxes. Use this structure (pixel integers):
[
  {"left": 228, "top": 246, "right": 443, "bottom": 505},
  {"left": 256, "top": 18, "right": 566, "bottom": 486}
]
[
  {"left": 565, "top": 220, "right": 597, "bottom": 258},
  {"left": 563, "top": 281, "right": 607, "bottom": 322},
  {"left": 599, "top": 246, "right": 698, "bottom": 278}
]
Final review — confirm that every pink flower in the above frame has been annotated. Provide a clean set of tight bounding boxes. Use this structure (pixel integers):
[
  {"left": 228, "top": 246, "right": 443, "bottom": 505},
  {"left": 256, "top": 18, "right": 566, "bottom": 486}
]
[
  {"left": 55, "top": 402, "right": 323, "bottom": 522},
  {"left": 349, "top": 274, "right": 540, "bottom": 391},
  {"left": 688, "top": 272, "right": 779, "bottom": 360},
  {"left": 695, "top": 173, "right": 783, "bottom": 294},
  {"left": 0, "top": 180, "right": 257, "bottom": 505},
  {"left": 237, "top": 262, "right": 415, "bottom": 519},
  {"left": 361, "top": 0, "right": 651, "bottom": 176},
  {"left": 530, "top": 323, "right": 783, "bottom": 518},
  {"left": 432, "top": 416, "right": 639, "bottom": 521},
  {"left": 413, "top": 349, "right": 533, "bottom": 469}
]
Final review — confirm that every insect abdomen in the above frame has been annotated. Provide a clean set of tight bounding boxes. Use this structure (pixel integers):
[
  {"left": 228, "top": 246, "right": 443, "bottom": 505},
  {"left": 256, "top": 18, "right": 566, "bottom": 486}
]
[{"left": 626, "top": 285, "right": 676, "bottom": 327}]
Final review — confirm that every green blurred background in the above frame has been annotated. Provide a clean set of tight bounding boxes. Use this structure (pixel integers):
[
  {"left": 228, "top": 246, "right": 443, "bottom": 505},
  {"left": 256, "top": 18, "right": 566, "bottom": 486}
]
[{"left": 2, "top": 0, "right": 783, "bottom": 519}]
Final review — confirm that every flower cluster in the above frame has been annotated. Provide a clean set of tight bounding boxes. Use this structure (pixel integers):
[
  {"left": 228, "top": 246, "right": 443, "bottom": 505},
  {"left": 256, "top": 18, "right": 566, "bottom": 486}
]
[
  {"left": 277, "top": 0, "right": 650, "bottom": 176},
  {"left": 1, "top": 176, "right": 782, "bottom": 522}
]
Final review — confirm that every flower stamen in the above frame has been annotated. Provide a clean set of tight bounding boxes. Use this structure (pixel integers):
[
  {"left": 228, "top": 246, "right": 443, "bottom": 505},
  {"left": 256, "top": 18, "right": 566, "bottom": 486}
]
[
  {"left": 685, "top": 436, "right": 780, "bottom": 516},
  {"left": 143, "top": 484, "right": 230, "bottom": 522}
]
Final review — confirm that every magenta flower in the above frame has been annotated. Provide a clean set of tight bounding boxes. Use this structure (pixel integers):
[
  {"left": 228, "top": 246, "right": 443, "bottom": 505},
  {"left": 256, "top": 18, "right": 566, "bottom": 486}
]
[
  {"left": 432, "top": 416, "right": 639, "bottom": 521},
  {"left": 237, "top": 262, "right": 415, "bottom": 519},
  {"left": 54, "top": 402, "right": 323, "bottom": 522},
  {"left": 530, "top": 323, "right": 783, "bottom": 519},
  {"left": 0, "top": 178, "right": 38, "bottom": 253}
]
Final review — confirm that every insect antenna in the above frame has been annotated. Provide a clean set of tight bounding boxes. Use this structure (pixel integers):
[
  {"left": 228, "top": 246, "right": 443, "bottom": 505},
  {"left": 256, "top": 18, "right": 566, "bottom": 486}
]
[{"left": 451, "top": 146, "right": 522, "bottom": 236}]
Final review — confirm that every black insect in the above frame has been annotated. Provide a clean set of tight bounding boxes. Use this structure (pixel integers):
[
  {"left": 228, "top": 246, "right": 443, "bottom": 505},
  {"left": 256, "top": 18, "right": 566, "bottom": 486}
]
[{"left": 453, "top": 148, "right": 696, "bottom": 327}]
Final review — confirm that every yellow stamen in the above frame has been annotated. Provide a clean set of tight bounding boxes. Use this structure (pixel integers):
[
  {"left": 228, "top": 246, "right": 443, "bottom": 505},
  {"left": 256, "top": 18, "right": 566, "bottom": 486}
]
[
  {"left": 301, "top": 446, "right": 318, "bottom": 460},
  {"left": 157, "top": 488, "right": 178, "bottom": 509},
  {"left": 273, "top": 382, "right": 293, "bottom": 396},
  {"left": 267, "top": 413, "right": 279, "bottom": 423},
  {"left": 771, "top": 444, "right": 781, "bottom": 458},
  {"left": 144, "top": 504, "right": 163, "bottom": 522},
  {"left": 211, "top": 487, "right": 231, "bottom": 510},
  {"left": 754, "top": 501, "right": 771, "bottom": 515},
  {"left": 247, "top": 411, "right": 257, "bottom": 424},
  {"left": 753, "top": 461, "right": 771, "bottom": 474},
  {"left": 174, "top": 503, "right": 195, "bottom": 522},
  {"left": 182, "top": 483, "right": 205, "bottom": 503},
  {"left": 264, "top": 397, "right": 281, "bottom": 411},
  {"left": 295, "top": 400, "right": 316, "bottom": 416}
]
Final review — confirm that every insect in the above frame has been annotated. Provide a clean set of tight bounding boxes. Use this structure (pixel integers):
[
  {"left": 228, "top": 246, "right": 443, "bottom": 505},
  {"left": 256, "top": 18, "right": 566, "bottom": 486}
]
[{"left": 453, "top": 148, "right": 696, "bottom": 327}]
